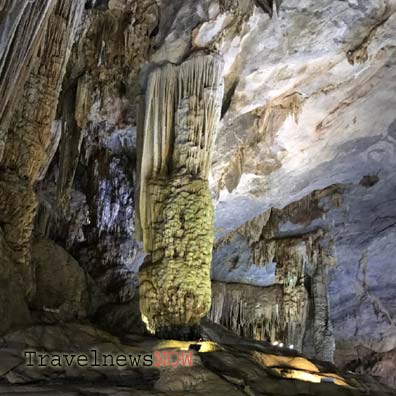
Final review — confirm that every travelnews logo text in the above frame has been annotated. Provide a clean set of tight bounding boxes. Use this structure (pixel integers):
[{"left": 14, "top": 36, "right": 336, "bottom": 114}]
[{"left": 24, "top": 350, "right": 194, "bottom": 368}]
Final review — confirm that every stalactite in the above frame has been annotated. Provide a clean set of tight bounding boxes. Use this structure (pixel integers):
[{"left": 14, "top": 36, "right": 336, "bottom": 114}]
[
  {"left": 209, "top": 281, "right": 284, "bottom": 344},
  {"left": 137, "top": 53, "right": 224, "bottom": 339},
  {"left": 0, "top": 0, "right": 84, "bottom": 297},
  {"left": 0, "top": 0, "right": 56, "bottom": 161},
  {"left": 210, "top": 188, "right": 340, "bottom": 360},
  {"left": 254, "top": 0, "right": 282, "bottom": 17},
  {"left": 273, "top": 239, "right": 308, "bottom": 350},
  {"left": 209, "top": 236, "right": 318, "bottom": 352}
]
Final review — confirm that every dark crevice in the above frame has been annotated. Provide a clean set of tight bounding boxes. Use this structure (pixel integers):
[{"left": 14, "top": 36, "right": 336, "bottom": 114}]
[
  {"left": 254, "top": 0, "right": 282, "bottom": 17},
  {"left": 221, "top": 79, "right": 239, "bottom": 119}
]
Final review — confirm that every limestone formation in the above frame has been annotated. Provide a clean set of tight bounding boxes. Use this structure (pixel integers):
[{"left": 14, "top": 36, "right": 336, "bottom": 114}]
[
  {"left": 0, "top": 0, "right": 84, "bottom": 300},
  {"left": 30, "top": 239, "right": 89, "bottom": 322},
  {"left": 0, "top": 0, "right": 396, "bottom": 389},
  {"left": 209, "top": 281, "right": 284, "bottom": 342},
  {"left": 210, "top": 232, "right": 333, "bottom": 358},
  {"left": 33, "top": 0, "right": 159, "bottom": 330},
  {"left": 0, "top": 321, "right": 394, "bottom": 395},
  {"left": 0, "top": 0, "right": 56, "bottom": 160},
  {"left": 137, "top": 53, "right": 224, "bottom": 338},
  {"left": 211, "top": 188, "right": 339, "bottom": 361},
  {"left": 0, "top": 229, "right": 31, "bottom": 335}
]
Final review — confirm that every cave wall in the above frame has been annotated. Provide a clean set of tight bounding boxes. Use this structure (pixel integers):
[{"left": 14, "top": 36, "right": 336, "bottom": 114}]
[
  {"left": 0, "top": 0, "right": 159, "bottom": 334},
  {"left": 0, "top": 0, "right": 56, "bottom": 158},
  {"left": 0, "top": 0, "right": 395, "bottom": 383},
  {"left": 34, "top": 0, "right": 159, "bottom": 332},
  {"left": 210, "top": 186, "right": 340, "bottom": 361},
  {"left": 205, "top": 0, "right": 396, "bottom": 372},
  {"left": 0, "top": 0, "right": 84, "bottom": 334}
]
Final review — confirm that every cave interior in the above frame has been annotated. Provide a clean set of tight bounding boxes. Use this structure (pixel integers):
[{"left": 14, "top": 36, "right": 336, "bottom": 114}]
[{"left": 0, "top": 0, "right": 396, "bottom": 395}]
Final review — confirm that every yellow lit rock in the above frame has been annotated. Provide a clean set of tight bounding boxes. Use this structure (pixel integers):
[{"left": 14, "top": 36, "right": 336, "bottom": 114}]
[
  {"left": 272, "top": 368, "right": 349, "bottom": 387},
  {"left": 155, "top": 340, "right": 222, "bottom": 353},
  {"left": 136, "top": 53, "right": 224, "bottom": 338}
]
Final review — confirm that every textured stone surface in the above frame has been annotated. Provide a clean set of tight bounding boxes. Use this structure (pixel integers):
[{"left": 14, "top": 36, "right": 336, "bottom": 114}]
[
  {"left": 0, "top": 0, "right": 56, "bottom": 160},
  {"left": 0, "top": 0, "right": 396, "bottom": 388},
  {"left": 0, "top": 0, "right": 83, "bottom": 336},
  {"left": 137, "top": 54, "right": 224, "bottom": 337},
  {"left": 201, "top": 0, "right": 396, "bottom": 374},
  {"left": 0, "top": 322, "right": 394, "bottom": 395},
  {"left": 0, "top": 0, "right": 84, "bottom": 304},
  {"left": 0, "top": 230, "right": 31, "bottom": 335},
  {"left": 127, "top": 0, "right": 396, "bottom": 369},
  {"left": 33, "top": 1, "right": 157, "bottom": 329},
  {"left": 210, "top": 187, "right": 340, "bottom": 361},
  {"left": 30, "top": 238, "right": 89, "bottom": 322},
  {"left": 209, "top": 280, "right": 284, "bottom": 341},
  {"left": 139, "top": 177, "right": 215, "bottom": 337}
]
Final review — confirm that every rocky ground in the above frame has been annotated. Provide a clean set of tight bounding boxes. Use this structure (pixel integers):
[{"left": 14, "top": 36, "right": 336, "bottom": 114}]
[{"left": 0, "top": 321, "right": 394, "bottom": 396}]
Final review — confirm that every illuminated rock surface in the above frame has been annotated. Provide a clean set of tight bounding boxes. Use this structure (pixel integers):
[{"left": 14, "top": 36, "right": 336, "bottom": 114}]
[
  {"left": 0, "top": 322, "right": 394, "bottom": 395},
  {"left": 137, "top": 54, "right": 224, "bottom": 338}
]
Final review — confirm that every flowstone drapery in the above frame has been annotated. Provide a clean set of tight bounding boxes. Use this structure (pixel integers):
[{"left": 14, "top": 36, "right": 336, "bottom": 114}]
[{"left": 136, "top": 53, "right": 224, "bottom": 339}]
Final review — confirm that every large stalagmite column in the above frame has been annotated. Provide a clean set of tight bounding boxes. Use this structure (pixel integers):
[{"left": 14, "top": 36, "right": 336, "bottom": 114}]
[{"left": 136, "top": 53, "right": 224, "bottom": 339}]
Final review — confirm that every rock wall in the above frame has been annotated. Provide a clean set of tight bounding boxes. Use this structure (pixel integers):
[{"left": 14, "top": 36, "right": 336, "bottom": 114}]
[
  {"left": 30, "top": 238, "right": 89, "bottom": 322},
  {"left": 0, "top": 0, "right": 84, "bottom": 334},
  {"left": 0, "top": 0, "right": 56, "bottom": 158},
  {"left": 33, "top": 0, "right": 159, "bottom": 333},
  {"left": 204, "top": 0, "right": 396, "bottom": 375}
]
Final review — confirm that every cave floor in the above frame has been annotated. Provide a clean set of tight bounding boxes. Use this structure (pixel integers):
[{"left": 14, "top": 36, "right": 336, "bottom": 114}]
[{"left": 0, "top": 321, "right": 394, "bottom": 396}]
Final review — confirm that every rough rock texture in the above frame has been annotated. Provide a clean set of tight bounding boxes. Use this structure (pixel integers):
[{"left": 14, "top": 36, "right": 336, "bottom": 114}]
[
  {"left": 343, "top": 346, "right": 396, "bottom": 388},
  {"left": 201, "top": 0, "right": 396, "bottom": 377},
  {"left": 209, "top": 187, "right": 340, "bottom": 361},
  {"left": 0, "top": 322, "right": 395, "bottom": 396},
  {"left": 0, "top": 230, "right": 31, "bottom": 335},
  {"left": 137, "top": 54, "right": 224, "bottom": 338},
  {"left": 0, "top": 0, "right": 83, "bottom": 333},
  {"left": 209, "top": 280, "right": 284, "bottom": 341},
  {"left": 0, "top": 0, "right": 56, "bottom": 158},
  {"left": 34, "top": 0, "right": 158, "bottom": 331},
  {"left": 1, "top": 0, "right": 83, "bottom": 292},
  {"left": 30, "top": 238, "right": 89, "bottom": 322},
  {"left": 126, "top": 0, "right": 396, "bottom": 372},
  {"left": 0, "top": 0, "right": 396, "bottom": 388}
]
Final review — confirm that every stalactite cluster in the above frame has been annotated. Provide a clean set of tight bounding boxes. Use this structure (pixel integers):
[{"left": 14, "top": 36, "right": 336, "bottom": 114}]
[
  {"left": 0, "top": 0, "right": 56, "bottom": 159},
  {"left": 209, "top": 237, "right": 311, "bottom": 351},
  {"left": 209, "top": 281, "right": 284, "bottom": 341},
  {"left": 0, "top": 0, "right": 84, "bottom": 299},
  {"left": 210, "top": 188, "right": 340, "bottom": 361},
  {"left": 137, "top": 53, "right": 224, "bottom": 339}
]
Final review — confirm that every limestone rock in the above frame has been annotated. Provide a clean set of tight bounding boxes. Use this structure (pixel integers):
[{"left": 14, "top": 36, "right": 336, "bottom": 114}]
[
  {"left": 210, "top": 187, "right": 340, "bottom": 361},
  {"left": 30, "top": 239, "right": 89, "bottom": 322},
  {"left": 1, "top": 0, "right": 396, "bottom": 388},
  {"left": 33, "top": 0, "right": 157, "bottom": 316},
  {"left": 0, "top": 0, "right": 56, "bottom": 160},
  {"left": 0, "top": 0, "right": 84, "bottom": 308},
  {"left": 209, "top": 280, "right": 284, "bottom": 343},
  {"left": 0, "top": 231, "right": 31, "bottom": 335},
  {"left": 137, "top": 53, "right": 224, "bottom": 337},
  {"left": 0, "top": 322, "right": 394, "bottom": 395}
]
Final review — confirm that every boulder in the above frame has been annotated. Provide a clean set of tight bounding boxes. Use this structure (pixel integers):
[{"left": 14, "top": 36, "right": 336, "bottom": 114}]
[{"left": 31, "top": 239, "right": 89, "bottom": 322}]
